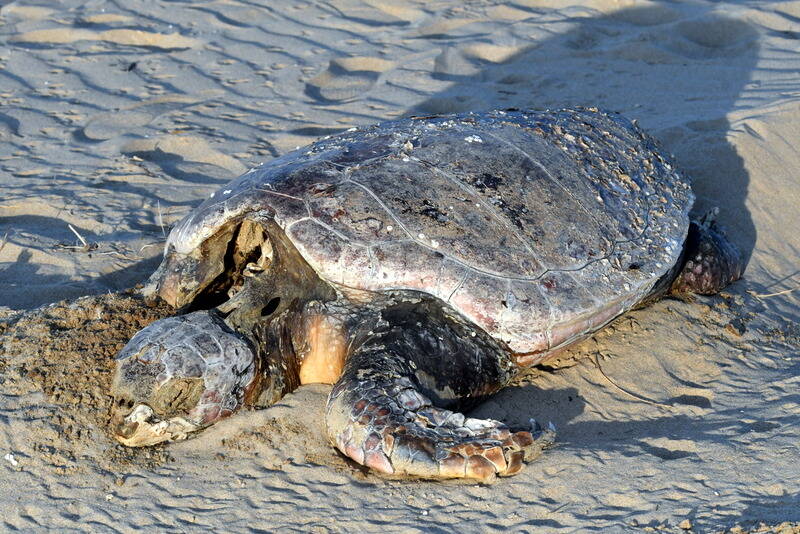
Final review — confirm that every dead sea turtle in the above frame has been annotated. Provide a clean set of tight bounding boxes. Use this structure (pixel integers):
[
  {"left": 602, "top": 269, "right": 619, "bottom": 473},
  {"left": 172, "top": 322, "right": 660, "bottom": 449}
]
[{"left": 111, "top": 108, "right": 743, "bottom": 481}]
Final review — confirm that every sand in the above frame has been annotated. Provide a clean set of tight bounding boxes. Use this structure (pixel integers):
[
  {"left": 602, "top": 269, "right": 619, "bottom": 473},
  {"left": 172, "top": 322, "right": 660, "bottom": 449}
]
[{"left": 0, "top": 0, "right": 798, "bottom": 532}]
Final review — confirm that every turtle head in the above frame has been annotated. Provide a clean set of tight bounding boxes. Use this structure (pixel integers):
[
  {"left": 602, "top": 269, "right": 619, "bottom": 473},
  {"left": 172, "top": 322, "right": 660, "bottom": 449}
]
[
  {"left": 116, "top": 215, "right": 338, "bottom": 446},
  {"left": 110, "top": 310, "right": 257, "bottom": 446}
]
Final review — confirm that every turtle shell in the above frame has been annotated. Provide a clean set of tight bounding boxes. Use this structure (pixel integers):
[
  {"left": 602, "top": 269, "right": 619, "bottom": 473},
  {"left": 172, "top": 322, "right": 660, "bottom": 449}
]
[{"left": 166, "top": 108, "right": 692, "bottom": 356}]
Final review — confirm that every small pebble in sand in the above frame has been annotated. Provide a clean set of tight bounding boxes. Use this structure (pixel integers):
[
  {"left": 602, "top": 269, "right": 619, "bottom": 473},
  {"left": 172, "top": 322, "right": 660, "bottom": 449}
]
[
  {"left": 679, "top": 519, "right": 692, "bottom": 530},
  {"left": 4, "top": 453, "right": 19, "bottom": 467}
]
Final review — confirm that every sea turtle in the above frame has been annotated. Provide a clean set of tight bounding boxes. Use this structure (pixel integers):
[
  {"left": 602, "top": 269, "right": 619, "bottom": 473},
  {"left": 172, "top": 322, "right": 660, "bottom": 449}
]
[{"left": 111, "top": 108, "right": 743, "bottom": 481}]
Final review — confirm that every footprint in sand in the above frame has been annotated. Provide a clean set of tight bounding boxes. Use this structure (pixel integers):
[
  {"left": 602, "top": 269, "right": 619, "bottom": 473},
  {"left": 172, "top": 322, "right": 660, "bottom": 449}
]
[
  {"left": 677, "top": 15, "right": 758, "bottom": 49},
  {"left": 305, "top": 56, "right": 395, "bottom": 102},
  {"left": 639, "top": 437, "right": 698, "bottom": 461},
  {"left": 83, "top": 110, "right": 157, "bottom": 141},
  {"left": 670, "top": 14, "right": 759, "bottom": 59},
  {"left": 0, "top": 112, "right": 21, "bottom": 138},
  {"left": 604, "top": 10, "right": 758, "bottom": 64},
  {"left": 435, "top": 44, "right": 527, "bottom": 78},
  {"left": 427, "top": 43, "right": 529, "bottom": 111}
]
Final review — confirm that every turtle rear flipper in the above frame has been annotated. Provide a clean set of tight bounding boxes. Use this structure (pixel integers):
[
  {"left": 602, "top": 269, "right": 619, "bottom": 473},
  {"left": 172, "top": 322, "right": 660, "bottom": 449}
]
[
  {"left": 671, "top": 211, "right": 745, "bottom": 295},
  {"left": 325, "top": 303, "right": 555, "bottom": 481}
]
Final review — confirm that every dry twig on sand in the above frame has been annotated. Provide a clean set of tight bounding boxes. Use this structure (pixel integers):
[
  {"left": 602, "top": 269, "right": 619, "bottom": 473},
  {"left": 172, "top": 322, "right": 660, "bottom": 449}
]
[
  {"left": 59, "top": 224, "right": 97, "bottom": 252},
  {"left": 156, "top": 200, "right": 166, "bottom": 238},
  {"left": 591, "top": 352, "right": 672, "bottom": 409},
  {"left": 750, "top": 287, "right": 799, "bottom": 299}
]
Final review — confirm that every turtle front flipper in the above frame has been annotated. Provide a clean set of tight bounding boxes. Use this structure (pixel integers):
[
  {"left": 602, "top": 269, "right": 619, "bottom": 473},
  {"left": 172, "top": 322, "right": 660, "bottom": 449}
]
[
  {"left": 325, "top": 302, "right": 555, "bottom": 481},
  {"left": 111, "top": 310, "right": 258, "bottom": 446}
]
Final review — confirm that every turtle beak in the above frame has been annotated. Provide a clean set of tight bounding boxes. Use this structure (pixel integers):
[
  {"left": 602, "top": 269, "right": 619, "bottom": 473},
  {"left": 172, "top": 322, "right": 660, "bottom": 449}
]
[{"left": 112, "top": 404, "right": 200, "bottom": 447}]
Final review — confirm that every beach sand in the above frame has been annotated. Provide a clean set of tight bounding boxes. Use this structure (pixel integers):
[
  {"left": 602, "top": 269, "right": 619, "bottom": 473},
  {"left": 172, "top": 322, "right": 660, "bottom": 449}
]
[{"left": 1, "top": 0, "right": 798, "bottom": 531}]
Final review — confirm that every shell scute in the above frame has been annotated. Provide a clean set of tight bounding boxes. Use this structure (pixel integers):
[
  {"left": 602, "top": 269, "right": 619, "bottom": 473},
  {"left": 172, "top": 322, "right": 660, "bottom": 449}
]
[
  {"left": 448, "top": 273, "right": 508, "bottom": 334},
  {"left": 501, "top": 281, "right": 551, "bottom": 353},
  {"left": 368, "top": 241, "right": 443, "bottom": 293},
  {"left": 345, "top": 157, "right": 544, "bottom": 278},
  {"left": 412, "top": 122, "right": 617, "bottom": 272},
  {"left": 286, "top": 219, "right": 345, "bottom": 270},
  {"left": 308, "top": 181, "right": 395, "bottom": 244}
]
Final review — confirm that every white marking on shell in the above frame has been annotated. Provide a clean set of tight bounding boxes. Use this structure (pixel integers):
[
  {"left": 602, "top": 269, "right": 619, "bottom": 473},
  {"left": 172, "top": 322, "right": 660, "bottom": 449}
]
[
  {"left": 387, "top": 225, "right": 394, "bottom": 231},
  {"left": 464, "top": 135, "right": 483, "bottom": 143},
  {"left": 223, "top": 189, "right": 232, "bottom": 195}
]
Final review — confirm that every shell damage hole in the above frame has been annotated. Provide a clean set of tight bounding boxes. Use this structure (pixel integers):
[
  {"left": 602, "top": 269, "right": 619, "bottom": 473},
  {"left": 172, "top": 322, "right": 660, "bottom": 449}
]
[
  {"left": 190, "top": 220, "right": 272, "bottom": 312},
  {"left": 261, "top": 297, "right": 281, "bottom": 317}
]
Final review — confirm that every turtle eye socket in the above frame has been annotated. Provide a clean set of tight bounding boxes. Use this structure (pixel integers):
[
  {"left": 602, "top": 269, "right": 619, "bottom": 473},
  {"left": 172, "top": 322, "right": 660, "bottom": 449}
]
[{"left": 260, "top": 297, "right": 281, "bottom": 317}]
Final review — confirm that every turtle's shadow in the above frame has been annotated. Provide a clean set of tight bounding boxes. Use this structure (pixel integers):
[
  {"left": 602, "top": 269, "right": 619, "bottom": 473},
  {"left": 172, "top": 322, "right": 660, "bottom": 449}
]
[
  {"left": 471, "top": 381, "right": 800, "bottom": 459},
  {"left": 735, "top": 490, "right": 800, "bottom": 526}
]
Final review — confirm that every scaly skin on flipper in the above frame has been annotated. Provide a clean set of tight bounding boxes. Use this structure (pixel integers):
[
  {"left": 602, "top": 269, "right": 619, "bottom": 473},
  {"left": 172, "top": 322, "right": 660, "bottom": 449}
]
[
  {"left": 671, "top": 212, "right": 745, "bottom": 295},
  {"left": 327, "top": 354, "right": 554, "bottom": 480},
  {"left": 326, "top": 303, "right": 555, "bottom": 481}
]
